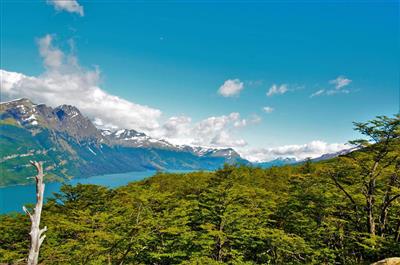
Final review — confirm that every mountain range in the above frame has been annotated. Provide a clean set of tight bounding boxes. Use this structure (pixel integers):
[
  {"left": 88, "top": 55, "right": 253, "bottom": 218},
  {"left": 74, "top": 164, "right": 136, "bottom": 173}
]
[
  {"left": 0, "top": 98, "right": 352, "bottom": 186},
  {"left": 255, "top": 147, "right": 357, "bottom": 168},
  {"left": 0, "top": 98, "right": 247, "bottom": 186}
]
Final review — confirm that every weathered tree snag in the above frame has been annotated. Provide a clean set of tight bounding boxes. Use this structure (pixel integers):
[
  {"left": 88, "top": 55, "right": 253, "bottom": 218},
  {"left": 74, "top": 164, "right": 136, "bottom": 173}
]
[{"left": 23, "top": 161, "right": 47, "bottom": 265}]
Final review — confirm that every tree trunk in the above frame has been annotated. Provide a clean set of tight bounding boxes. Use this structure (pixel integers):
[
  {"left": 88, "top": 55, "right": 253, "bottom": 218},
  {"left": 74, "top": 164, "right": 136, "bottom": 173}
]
[
  {"left": 23, "top": 161, "right": 47, "bottom": 265},
  {"left": 365, "top": 161, "right": 379, "bottom": 236},
  {"left": 378, "top": 206, "right": 389, "bottom": 237},
  {"left": 365, "top": 180, "right": 375, "bottom": 235}
]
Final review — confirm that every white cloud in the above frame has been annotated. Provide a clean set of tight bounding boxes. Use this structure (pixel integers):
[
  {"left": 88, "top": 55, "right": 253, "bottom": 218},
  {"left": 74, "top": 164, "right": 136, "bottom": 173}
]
[
  {"left": 157, "top": 116, "right": 193, "bottom": 144},
  {"left": 326, "top": 89, "right": 350, "bottom": 96},
  {"left": 210, "top": 131, "right": 247, "bottom": 147},
  {"left": 310, "top": 89, "right": 325, "bottom": 98},
  {"left": 310, "top": 76, "right": 352, "bottom": 97},
  {"left": 310, "top": 88, "right": 350, "bottom": 97},
  {"left": 154, "top": 112, "right": 251, "bottom": 148},
  {"left": 47, "top": 0, "right": 84, "bottom": 16},
  {"left": 38, "top": 35, "right": 64, "bottom": 69},
  {"left": 1, "top": 34, "right": 161, "bottom": 132},
  {"left": 263, "top": 106, "right": 274, "bottom": 113},
  {"left": 249, "top": 114, "right": 262, "bottom": 124},
  {"left": 0, "top": 35, "right": 259, "bottom": 149},
  {"left": 240, "top": 140, "right": 349, "bottom": 162},
  {"left": 330, "top": 76, "right": 352, "bottom": 89},
  {"left": 267, "top": 84, "right": 288, "bottom": 97},
  {"left": 218, "top": 79, "right": 244, "bottom": 97}
]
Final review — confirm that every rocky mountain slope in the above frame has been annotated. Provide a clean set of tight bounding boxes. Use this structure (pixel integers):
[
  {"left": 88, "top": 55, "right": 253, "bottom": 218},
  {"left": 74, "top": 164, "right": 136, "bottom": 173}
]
[
  {"left": 311, "top": 147, "right": 357, "bottom": 162},
  {"left": 0, "top": 98, "right": 247, "bottom": 186}
]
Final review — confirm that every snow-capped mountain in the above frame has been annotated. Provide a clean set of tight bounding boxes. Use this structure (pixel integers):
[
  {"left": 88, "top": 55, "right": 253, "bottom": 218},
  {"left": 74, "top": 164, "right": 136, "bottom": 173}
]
[
  {"left": 102, "top": 128, "right": 176, "bottom": 149},
  {"left": 253, "top": 148, "right": 357, "bottom": 168},
  {"left": 311, "top": 147, "right": 357, "bottom": 162},
  {"left": 100, "top": 128, "right": 242, "bottom": 159},
  {"left": 254, "top": 157, "right": 298, "bottom": 168},
  {"left": 0, "top": 98, "right": 247, "bottom": 186},
  {"left": 1, "top": 98, "right": 102, "bottom": 141}
]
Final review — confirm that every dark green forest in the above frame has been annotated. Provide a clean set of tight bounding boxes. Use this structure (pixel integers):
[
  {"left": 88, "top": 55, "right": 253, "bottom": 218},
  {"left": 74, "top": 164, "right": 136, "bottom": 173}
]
[{"left": 1, "top": 115, "right": 399, "bottom": 264}]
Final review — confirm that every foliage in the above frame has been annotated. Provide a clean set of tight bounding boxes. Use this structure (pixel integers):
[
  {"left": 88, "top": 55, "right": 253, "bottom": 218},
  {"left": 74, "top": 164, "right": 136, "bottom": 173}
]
[{"left": 0, "top": 115, "right": 399, "bottom": 264}]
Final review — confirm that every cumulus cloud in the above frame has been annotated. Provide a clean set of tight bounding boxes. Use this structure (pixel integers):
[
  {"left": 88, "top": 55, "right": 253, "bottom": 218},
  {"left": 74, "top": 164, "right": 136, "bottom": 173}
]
[
  {"left": 47, "top": 0, "right": 84, "bottom": 16},
  {"left": 154, "top": 112, "right": 251, "bottom": 147},
  {"left": 1, "top": 35, "right": 263, "bottom": 149},
  {"left": 210, "top": 131, "right": 247, "bottom": 147},
  {"left": 1, "top": 34, "right": 161, "bottom": 132},
  {"left": 267, "top": 84, "right": 288, "bottom": 97},
  {"left": 2, "top": 62, "right": 251, "bottom": 147},
  {"left": 218, "top": 79, "right": 244, "bottom": 97},
  {"left": 240, "top": 140, "right": 349, "bottom": 162},
  {"left": 156, "top": 116, "right": 193, "bottom": 144},
  {"left": 263, "top": 106, "right": 274, "bottom": 113},
  {"left": 330, "top": 76, "right": 351, "bottom": 89}
]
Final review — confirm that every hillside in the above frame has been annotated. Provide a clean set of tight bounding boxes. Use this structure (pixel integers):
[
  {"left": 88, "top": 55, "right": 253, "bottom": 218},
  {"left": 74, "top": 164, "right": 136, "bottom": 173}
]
[
  {"left": 1, "top": 146, "right": 399, "bottom": 264},
  {"left": 0, "top": 99, "right": 248, "bottom": 186}
]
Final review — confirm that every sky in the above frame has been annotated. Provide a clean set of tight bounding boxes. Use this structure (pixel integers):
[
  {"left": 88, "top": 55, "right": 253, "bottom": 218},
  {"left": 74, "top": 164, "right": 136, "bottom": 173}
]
[{"left": 1, "top": 0, "right": 399, "bottom": 162}]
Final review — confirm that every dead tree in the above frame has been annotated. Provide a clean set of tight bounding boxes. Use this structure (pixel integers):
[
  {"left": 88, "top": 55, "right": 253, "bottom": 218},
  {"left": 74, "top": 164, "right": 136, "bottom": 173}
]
[{"left": 23, "top": 161, "right": 47, "bottom": 265}]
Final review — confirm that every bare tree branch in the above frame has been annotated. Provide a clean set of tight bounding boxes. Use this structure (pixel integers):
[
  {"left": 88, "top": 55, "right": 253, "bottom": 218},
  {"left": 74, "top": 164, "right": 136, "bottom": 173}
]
[{"left": 24, "top": 161, "right": 47, "bottom": 265}]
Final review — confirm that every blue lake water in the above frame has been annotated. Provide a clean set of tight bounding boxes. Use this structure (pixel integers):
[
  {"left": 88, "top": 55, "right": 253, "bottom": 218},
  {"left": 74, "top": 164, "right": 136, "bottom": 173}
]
[{"left": 0, "top": 170, "right": 188, "bottom": 214}]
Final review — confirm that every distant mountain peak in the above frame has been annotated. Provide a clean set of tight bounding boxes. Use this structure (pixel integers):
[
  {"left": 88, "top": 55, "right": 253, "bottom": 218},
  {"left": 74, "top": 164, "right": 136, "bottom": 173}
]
[
  {"left": 311, "top": 147, "right": 357, "bottom": 162},
  {"left": 99, "top": 127, "right": 241, "bottom": 159},
  {"left": 0, "top": 98, "right": 40, "bottom": 127},
  {"left": 254, "top": 157, "right": 298, "bottom": 168},
  {"left": 1, "top": 99, "right": 100, "bottom": 141},
  {"left": 112, "top": 129, "right": 146, "bottom": 139},
  {"left": 54, "top": 105, "right": 82, "bottom": 120}
]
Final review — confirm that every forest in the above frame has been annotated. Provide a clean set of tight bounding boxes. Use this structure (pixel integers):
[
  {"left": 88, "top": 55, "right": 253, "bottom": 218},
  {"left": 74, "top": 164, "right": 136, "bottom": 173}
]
[{"left": 0, "top": 115, "right": 399, "bottom": 264}]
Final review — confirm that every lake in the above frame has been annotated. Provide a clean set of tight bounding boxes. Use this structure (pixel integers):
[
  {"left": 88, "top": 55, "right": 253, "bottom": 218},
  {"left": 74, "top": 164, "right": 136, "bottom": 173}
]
[{"left": 0, "top": 170, "right": 189, "bottom": 214}]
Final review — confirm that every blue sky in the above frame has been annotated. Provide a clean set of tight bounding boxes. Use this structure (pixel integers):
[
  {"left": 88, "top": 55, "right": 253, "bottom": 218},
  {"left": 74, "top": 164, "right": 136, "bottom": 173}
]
[{"left": 1, "top": 0, "right": 398, "bottom": 161}]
